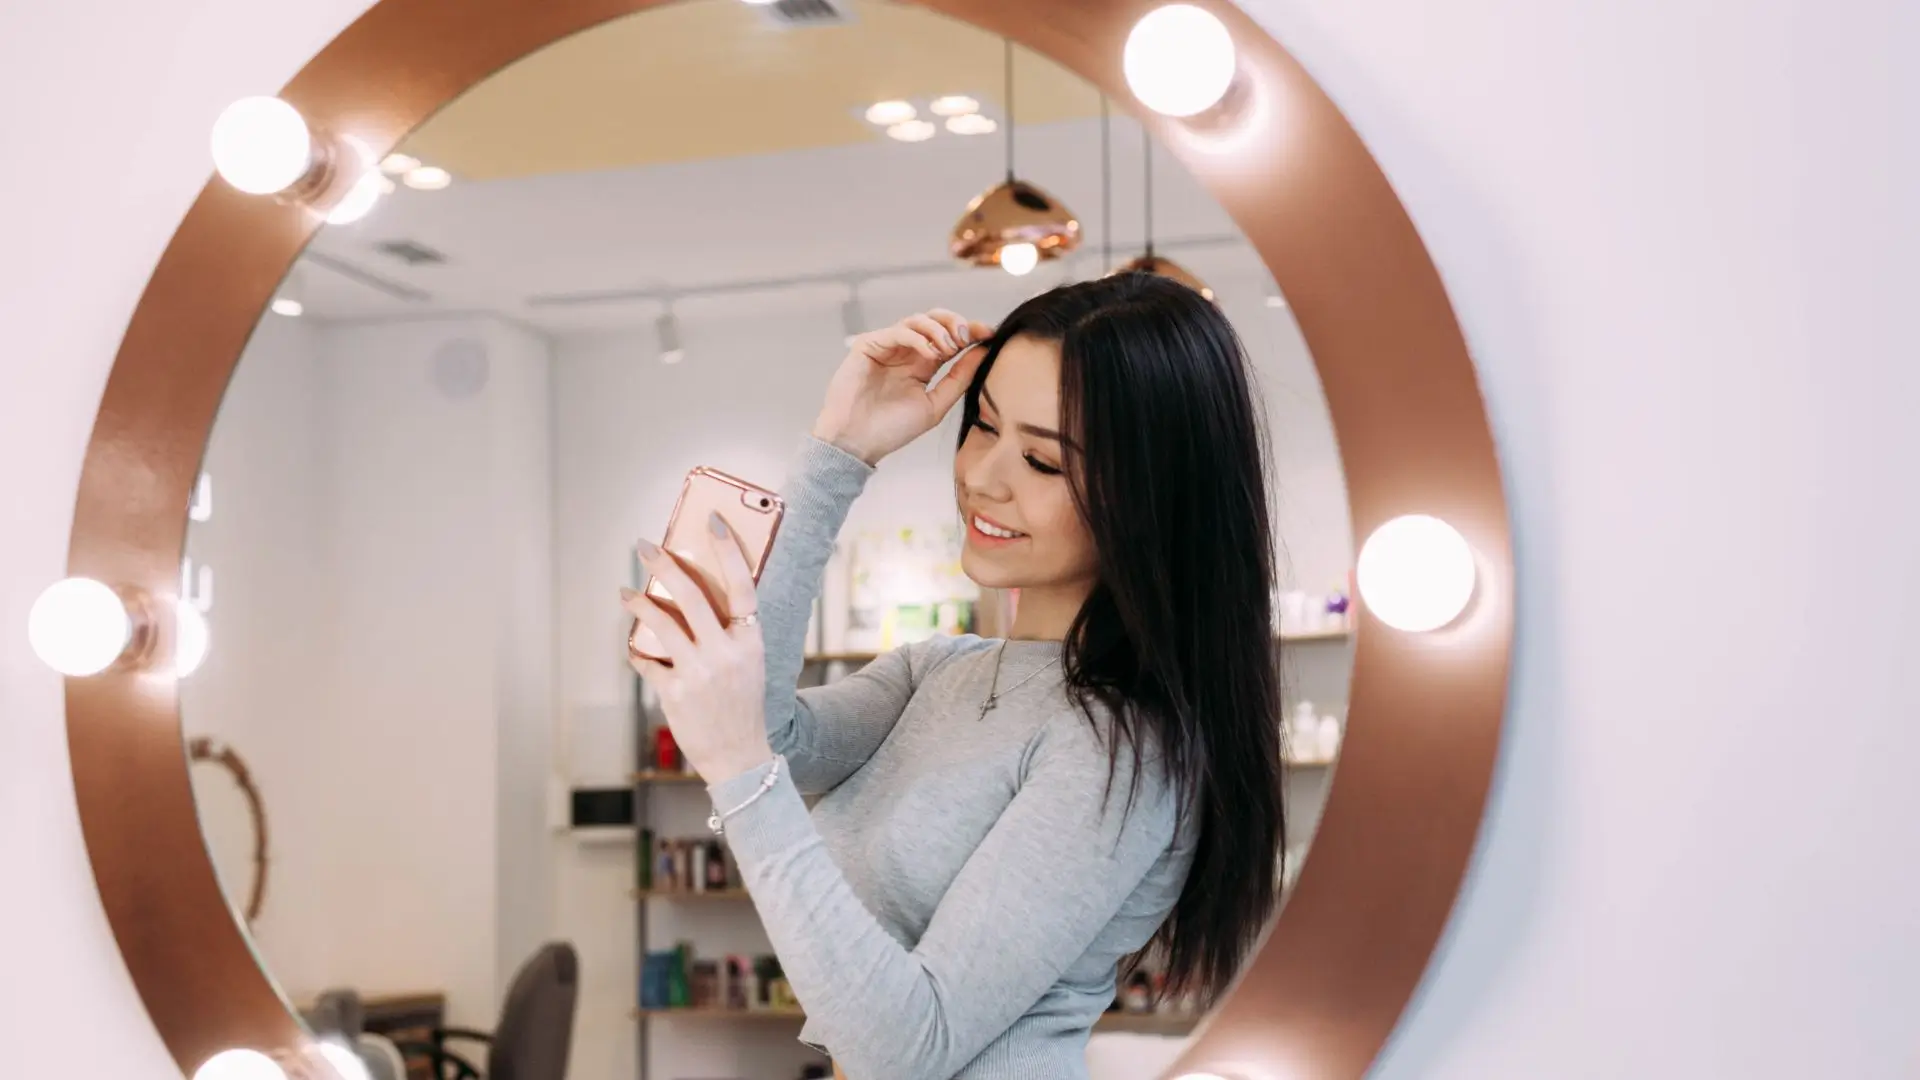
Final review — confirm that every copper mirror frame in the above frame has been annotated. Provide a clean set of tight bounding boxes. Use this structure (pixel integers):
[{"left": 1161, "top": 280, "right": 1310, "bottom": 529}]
[
  {"left": 64, "top": 0, "right": 1512, "bottom": 1076},
  {"left": 186, "top": 737, "right": 271, "bottom": 926}
]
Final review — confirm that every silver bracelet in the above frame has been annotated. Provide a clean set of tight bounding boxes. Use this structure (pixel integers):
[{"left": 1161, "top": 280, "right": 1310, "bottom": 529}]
[{"left": 708, "top": 756, "right": 782, "bottom": 836}]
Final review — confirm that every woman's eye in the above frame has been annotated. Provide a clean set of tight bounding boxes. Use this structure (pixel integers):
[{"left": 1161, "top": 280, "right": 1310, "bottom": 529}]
[
  {"left": 973, "top": 418, "right": 999, "bottom": 437},
  {"left": 1024, "top": 454, "right": 1063, "bottom": 476}
]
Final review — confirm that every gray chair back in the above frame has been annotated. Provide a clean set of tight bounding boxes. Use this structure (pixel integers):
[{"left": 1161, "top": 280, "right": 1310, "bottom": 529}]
[{"left": 487, "top": 942, "right": 580, "bottom": 1080}]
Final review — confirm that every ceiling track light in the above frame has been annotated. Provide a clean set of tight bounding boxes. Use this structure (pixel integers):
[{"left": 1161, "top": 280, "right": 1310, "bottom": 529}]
[
  {"left": 950, "top": 39, "right": 1081, "bottom": 275},
  {"left": 656, "top": 307, "right": 685, "bottom": 365}
]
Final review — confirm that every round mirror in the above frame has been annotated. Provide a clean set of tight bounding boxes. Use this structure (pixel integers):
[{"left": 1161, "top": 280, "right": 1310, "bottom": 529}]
[{"left": 180, "top": 6, "right": 1354, "bottom": 1077}]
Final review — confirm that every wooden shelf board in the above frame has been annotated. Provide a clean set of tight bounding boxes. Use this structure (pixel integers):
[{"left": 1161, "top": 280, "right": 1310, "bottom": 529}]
[
  {"left": 631, "top": 769, "right": 705, "bottom": 785},
  {"left": 633, "top": 1006, "right": 805, "bottom": 1021},
  {"left": 631, "top": 888, "right": 750, "bottom": 901}
]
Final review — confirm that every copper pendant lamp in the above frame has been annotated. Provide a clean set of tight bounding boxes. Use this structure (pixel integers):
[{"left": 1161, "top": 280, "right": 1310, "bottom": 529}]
[
  {"left": 1111, "top": 129, "right": 1214, "bottom": 301},
  {"left": 950, "top": 40, "right": 1080, "bottom": 274}
]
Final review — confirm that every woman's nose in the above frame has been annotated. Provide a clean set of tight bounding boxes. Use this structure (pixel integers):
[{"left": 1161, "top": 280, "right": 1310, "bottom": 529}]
[{"left": 962, "top": 441, "right": 1014, "bottom": 500}]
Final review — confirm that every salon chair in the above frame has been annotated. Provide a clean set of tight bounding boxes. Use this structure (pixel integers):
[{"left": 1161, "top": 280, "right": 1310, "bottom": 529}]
[{"left": 394, "top": 942, "right": 579, "bottom": 1080}]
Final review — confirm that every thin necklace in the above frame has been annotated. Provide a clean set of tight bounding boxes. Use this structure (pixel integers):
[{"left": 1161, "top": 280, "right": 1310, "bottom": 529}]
[{"left": 977, "top": 641, "right": 1062, "bottom": 720}]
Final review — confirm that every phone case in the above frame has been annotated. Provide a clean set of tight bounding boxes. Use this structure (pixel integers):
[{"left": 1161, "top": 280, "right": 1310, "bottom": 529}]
[{"left": 629, "top": 467, "right": 786, "bottom": 663}]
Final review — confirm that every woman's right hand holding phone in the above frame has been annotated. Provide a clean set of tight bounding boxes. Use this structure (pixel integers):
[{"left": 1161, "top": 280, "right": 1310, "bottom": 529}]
[{"left": 811, "top": 309, "right": 993, "bottom": 466}]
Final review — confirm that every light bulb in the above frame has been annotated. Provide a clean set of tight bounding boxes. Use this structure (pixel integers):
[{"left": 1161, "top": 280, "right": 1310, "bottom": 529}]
[
  {"left": 192, "top": 1048, "right": 286, "bottom": 1080},
  {"left": 1124, "top": 5, "right": 1238, "bottom": 118},
  {"left": 1356, "top": 514, "right": 1477, "bottom": 632},
  {"left": 945, "top": 114, "right": 997, "bottom": 136},
  {"left": 999, "top": 242, "right": 1039, "bottom": 276},
  {"left": 865, "top": 100, "right": 917, "bottom": 125},
  {"left": 886, "top": 119, "right": 937, "bottom": 143},
  {"left": 28, "top": 578, "right": 132, "bottom": 677},
  {"left": 378, "top": 152, "right": 420, "bottom": 175},
  {"left": 270, "top": 298, "right": 304, "bottom": 318},
  {"left": 324, "top": 166, "right": 384, "bottom": 225},
  {"left": 210, "top": 97, "right": 314, "bottom": 195},
  {"left": 175, "top": 601, "right": 210, "bottom": 678},
  {"left": 316, "top": 1041, "right": 371, "bottom": 1080},
  {"left": 403, "top": 166, "right": 451, "bottom": 191}
]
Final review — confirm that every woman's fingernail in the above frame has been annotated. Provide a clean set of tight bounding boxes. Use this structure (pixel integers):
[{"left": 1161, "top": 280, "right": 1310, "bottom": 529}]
[
  {"left": 637, "top": 538, "right": 660, "bottom": 559},
  {"left": 620, "top": 586, "right": 640, "bottom": 602},
  {"left": 956, "top": 325, "right": 971, "bottom": 344},
  {"left": 709, "top": 511, "right": 728, "bottom": 537}
]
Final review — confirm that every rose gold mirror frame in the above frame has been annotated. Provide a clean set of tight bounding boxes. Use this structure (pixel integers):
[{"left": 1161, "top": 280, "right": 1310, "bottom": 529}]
[{"left": 64, "top": 0, "right": 1512, "bottom": 1076}]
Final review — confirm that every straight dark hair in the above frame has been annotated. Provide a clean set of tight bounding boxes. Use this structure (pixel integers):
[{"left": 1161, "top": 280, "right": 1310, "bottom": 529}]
[{"left": 957, "top": 272, "right": 1286, "bottom": 1003}]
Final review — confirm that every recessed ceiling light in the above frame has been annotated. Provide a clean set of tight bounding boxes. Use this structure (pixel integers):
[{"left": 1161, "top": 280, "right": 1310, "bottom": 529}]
[
  {"left": 929, "top": 95, "right": 980, "bottom": 117},
  {"left": 379, "top": 153, "right": 420, "bottom": 175},
  {"left": 945, "top": 113, "right": 997, "bottom": 136},
  {"left": 404, "top": 166, "right": 452, "bottom": 191},
  {"left": 865, "top": 100, "right": 917, "bottom": 126},
  {"left": 886, "top": 119, "right": 937, "bottom": 143}
]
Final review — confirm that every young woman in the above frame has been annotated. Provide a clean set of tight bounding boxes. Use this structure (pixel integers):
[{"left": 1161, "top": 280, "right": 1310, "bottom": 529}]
[{"left": 622, "top": 273, "right": 1286, "bottom": 1080}]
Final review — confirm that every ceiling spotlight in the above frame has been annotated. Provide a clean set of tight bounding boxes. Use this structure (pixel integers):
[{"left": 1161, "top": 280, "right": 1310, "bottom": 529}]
[
  {"left": 656, "top": 309, "right": 684, "bottom": 365},
  {"left": 999, "top": 242, "right": 1039, "bottom": 276},
  {"left": 379, "top": 152, "right": 421, "bottom": 175},
  {"left": 270, "top": 298, "right": 304, "bottom": 318},
  {"left": 864, "top": 100, "right": 917, "bottom": 126},
  {"left": 1124, "top": 4, "right": 1238, "bottom": 118},
  {"left": 929, "top": 95, "right": 980, "bottom": 116},
  {"left": 1115, "top": 253, "right": 1214, "bottom": 299},
  {"left": 209, "top": 96, "right": 315, "bottom": 196},
  {"left": 886, "top": 120, "right": 937, "bottom": 143},
  {"left": 403, "top": 166, "right": 452, "bottom": 191},
  {"left": 945, "top": 113, "right": 997, "bottom": 136}
]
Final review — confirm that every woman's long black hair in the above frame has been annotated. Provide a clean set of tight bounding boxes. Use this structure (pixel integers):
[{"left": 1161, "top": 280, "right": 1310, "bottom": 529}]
[
  {"left": 952, "top": 269, "right": 1282, "bottom": 999},
  {"left": 956, "top": 272, "right": 1286, "bottom": 1004}
]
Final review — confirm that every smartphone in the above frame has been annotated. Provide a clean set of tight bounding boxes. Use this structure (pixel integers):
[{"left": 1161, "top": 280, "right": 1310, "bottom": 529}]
[{"left": 628, "top": 467, "right": 787, "bottom": 664}]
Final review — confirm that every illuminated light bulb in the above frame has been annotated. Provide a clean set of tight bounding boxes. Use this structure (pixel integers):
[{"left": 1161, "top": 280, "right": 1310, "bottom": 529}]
[
  {"left": 324, "top": 166, "right": 384, "bottom": 225},
  {"left": 1356, "top": 514, "right": 1477, "bottom": 632},
  {"left": 929, "top": 95, "right": 980, "bottom": 116},
  {"left": 270, "top": 298, "right": 304, "bottom": 318},
  {"left": 999, "top": 242, "right": 1040, "bottom": 277},
  {"left": 28, "top": 578, "right": 132, "bottom": 677},
  {"left": 192, "top": 1048, "right": 286, "bottom": 1080},
  {"left": 945, "top": 113, "right": 997, "bottom": 136},
  {"left": 375, "top": 174, "right": 397, "bottom": 195},
  {"left": 886, "top": 119, "right": 937, "bottom": 143},
  {"left": 403, "top": 166, "right": 451, "bottom": 191},
  {"left": 1123, "top": 5, "right": 1238, "bottom": 118},
  {"left": 316, "top": 1041, "right": 371, "bottom": 1080},
  {"left": 865, "top": 100, "right": 917, "bottom": 125},
  {"left": 378, "top": 152, "right": 419, "bottom": 175},
  {"left": 210, "top": 97, "right": 315, "bottom": 195},
  {"left": 175, "top": 601, "right": 210, "bottom": 678}
]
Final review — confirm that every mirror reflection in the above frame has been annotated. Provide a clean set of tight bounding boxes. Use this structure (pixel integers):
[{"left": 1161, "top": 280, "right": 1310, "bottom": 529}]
[{"left": 182, "top": 5, "right": 1353, "bottom": 1079}]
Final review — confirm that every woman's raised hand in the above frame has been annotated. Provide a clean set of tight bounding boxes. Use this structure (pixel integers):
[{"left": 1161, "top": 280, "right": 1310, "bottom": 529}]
[{"left": 810, "top": 309, "right": 994, "bottom": 465}]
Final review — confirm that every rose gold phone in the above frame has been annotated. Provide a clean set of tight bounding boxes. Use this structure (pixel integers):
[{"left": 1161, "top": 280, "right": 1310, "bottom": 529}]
[{"left": 628, "top": 467, "right": 786, "bottom": 664}]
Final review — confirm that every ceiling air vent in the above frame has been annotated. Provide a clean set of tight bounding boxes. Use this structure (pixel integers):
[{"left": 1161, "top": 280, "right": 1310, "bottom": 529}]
[
  {"left": 758, "top": 0, "right": 855, "bottom": 29},
  {"left": 374, "top": 239, "right": 448, "bottom": 267}
]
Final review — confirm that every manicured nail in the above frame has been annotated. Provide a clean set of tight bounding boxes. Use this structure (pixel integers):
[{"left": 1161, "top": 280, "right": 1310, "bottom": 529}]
[
  {"left": 956, "top": 325, "right": 971, "bottom": 344},
  {"left": 637, "top": 538, "right": 660, "bottom": 559},
  {"left": 709, "top": 511, "right": 728, "bottom": 537},
  {"left": 620, "top": 586, "right": 641, "bottom": 603}
]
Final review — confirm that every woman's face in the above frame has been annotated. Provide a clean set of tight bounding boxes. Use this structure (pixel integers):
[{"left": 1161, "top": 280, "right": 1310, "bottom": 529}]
[{"left": 954, "top": 334, "right": 1098, "bottom": 595}]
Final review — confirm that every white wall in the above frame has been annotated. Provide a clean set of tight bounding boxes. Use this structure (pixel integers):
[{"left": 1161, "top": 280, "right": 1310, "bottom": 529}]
[
  {"left": 2, "top": 3, "right": 1915, "bottom": 1080},
  {"left": 177, "top": 314, "right": 557, "bottom": 1032}
]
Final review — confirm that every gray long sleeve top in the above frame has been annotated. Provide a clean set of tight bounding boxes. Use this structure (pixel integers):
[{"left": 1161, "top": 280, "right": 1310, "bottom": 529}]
[{"left": 705, "top": 438, "right": 1198, "bottom": 1080}]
